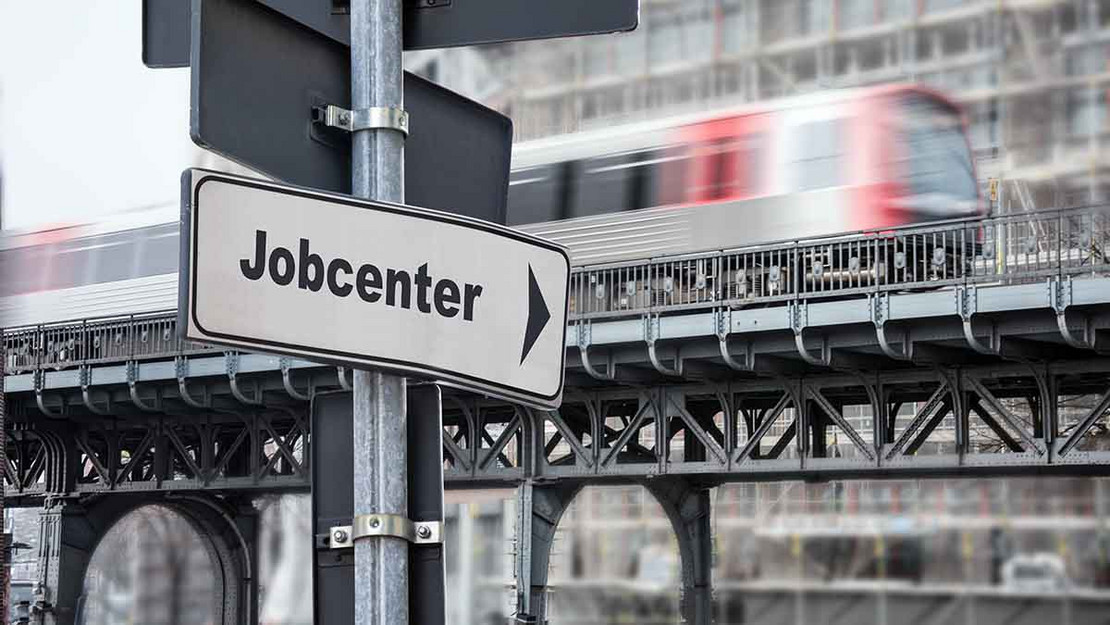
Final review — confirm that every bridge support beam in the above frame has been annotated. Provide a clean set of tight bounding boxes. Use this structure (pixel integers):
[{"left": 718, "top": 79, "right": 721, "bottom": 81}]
[
  {"left": 646, "top": 477, "right": 714, "bottom": 625},
  {"left": 31, "top": 494, "right": 258, "bottom": 625},
  {"left": 32, "top": 502, "right": 93, "bottom": 625},
  {"left": 512, "top": 480, "right": 581, "bottom": 624}
]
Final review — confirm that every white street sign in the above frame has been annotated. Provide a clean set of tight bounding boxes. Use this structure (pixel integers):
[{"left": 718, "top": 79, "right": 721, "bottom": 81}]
[{"left": 180, "top": 169, "right": 570, "bottom": 409}]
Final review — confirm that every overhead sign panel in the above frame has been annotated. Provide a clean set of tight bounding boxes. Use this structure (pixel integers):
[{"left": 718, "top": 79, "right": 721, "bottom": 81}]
[
  {"left": 399, "top": 0, "right": 640, "bottom": 49},
  {"left": 142, "top": 0, "right": 192, "bottom": 67},
  {"left": 143, "top": 0, "right": 640, "bottom": 68},
  {"left": 180, "top": 170, "right": 569, "bottom": 408},
  {"left": 264, "top": 0, "right": 640, "bottom": 49},
  {"left": 189, "top": 0, "right": 512, "bottom": 224}
]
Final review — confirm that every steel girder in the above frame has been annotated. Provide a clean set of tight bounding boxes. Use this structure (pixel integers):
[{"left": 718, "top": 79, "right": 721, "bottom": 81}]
[
  {"left": 4, "top": 360, "right": 313, "bottom": 506},
  {"left": 5, "top": 358, "right": 1110, "bottom": 505},
  {"left": 444, "top": 360, "right": 1110, "bottom": 487}
]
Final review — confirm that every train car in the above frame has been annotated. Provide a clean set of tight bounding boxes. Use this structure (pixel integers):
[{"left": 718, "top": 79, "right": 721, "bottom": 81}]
[
  {"left": 0, "top": 84, "right": 982, "bottom": 329},
  {"left": 0, "top": 204, "right": 180, "bottom": 328},
  {"left": 512, "top": 83, "right": 983, "bottom": 265}
]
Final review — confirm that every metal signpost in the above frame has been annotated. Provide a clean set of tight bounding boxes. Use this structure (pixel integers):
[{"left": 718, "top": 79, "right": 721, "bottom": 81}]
[{"left": 158, "top": 0, "right": 638, "bottom": 622}]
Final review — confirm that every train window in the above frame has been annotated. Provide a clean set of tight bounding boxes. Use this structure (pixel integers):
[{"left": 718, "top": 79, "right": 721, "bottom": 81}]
[
  {"left": 507, "top": 165, "right": 564, "bottom": 226},
  {"left": 569, "top": 152, "right": 652, "bottom": 218},
  {"left": 790, "top": 120, "right": 843, "bottom": 191},
  {"left": 45, "top": 246, "right": 92, "bottom": 290},
  {"left": 715, "top": 134, "right": 764, "bottom": 200},
  {"left": 632, "top": 149, "right": 665, "bottom": 209},
  {"left": 0, "top": 246, "right": 46, "bottom": 296},
  {"left": 90, "top": 236, "right": 141, "bottom": 285},
  {"left": 142, "top": 229, "right": 180, "bottom": 277},
  {"left": 899, "top": 95, "right": 977, "bottom": 204},
  {"left": 655, "top": 144, "right": 691, "bottom": 207},
  {"left": 0, "top": 224, "right": 179, "bottom": 299}
]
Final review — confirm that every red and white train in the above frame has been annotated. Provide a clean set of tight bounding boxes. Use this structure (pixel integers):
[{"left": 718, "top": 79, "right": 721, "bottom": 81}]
[
  {"left": 0, "top": 84, "right": 983, "bottom": 328},
  {"left": 513, "top": 83, "right": 984, "bottom": 264}
]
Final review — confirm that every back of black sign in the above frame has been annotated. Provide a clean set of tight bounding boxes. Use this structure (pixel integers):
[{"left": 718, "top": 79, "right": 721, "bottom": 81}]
[
  {"left": 262, "top": 0, "right": 640, "bottom": 49},
  {"left": 149, "top": 0, "right": 639, "bottom": 59},
  {"left": 142, "top": 0, "right": 191, "bottom": 68},
  {"left": 402, "top": 0, "right": 640, "bottom": 49},
  {"left": 190, "top": 0, "right": 511, "bottom": 224},
  {"left": 311, "top": 387, "right": 445, "bottom": 625}
]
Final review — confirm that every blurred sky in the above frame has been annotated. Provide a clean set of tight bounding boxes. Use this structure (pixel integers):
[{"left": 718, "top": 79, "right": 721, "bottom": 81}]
[{"left": 0, "top": 0, "right": 193, "bottom": 230}]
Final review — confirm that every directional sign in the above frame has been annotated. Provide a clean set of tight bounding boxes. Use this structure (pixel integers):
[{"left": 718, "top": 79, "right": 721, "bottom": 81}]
[
  {"left": 180, "top": 169, "right": 569, "bottom": 408},
  {"left": 143, "top": 0, "right": 639, "bottom": 67},
  {"left": 189, "top": 0, "right": 512, "bottom": 224}
]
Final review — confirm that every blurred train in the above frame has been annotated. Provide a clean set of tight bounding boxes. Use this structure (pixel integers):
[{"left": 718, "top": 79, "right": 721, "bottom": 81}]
[{"left": 0, "top": 84, "right": 982, "bottom": 328}]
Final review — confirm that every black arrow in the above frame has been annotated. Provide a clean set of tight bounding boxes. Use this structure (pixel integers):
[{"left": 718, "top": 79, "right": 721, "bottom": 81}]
[{"left": 521, "top": 264, "right": 551, "bottom": 365}]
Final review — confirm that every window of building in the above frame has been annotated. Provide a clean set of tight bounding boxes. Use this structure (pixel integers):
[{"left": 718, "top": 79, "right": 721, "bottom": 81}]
[
  {"left": 1067, "top": 89, "right": 1108, "bottom": 137},
  {"left": 838, "top": 0, "right": 877, "bottom": 31},
  {"left": 721, "top": 0, "right": 747, "bottom": 55}
]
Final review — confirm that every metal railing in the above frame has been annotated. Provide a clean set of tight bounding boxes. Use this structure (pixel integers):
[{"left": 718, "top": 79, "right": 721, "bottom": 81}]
[
  {"left": 3, "top": 312, "right": 215, "bottom": 375},
  {"left": 4, "top": 205, "right": 1108, "bottom": 375},
  {"left": 570, "top": 204, "right": 1110, "bottom": 318}
]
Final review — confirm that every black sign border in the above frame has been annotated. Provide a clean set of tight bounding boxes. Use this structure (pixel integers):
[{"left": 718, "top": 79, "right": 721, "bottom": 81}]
[{"left": 179, "top": 169, "right": 570, "bottom": 408}]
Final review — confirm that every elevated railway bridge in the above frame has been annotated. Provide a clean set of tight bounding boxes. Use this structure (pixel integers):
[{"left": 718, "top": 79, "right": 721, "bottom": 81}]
[{"left": 4, "top": 205, "right": 1110, "bottom": 623}]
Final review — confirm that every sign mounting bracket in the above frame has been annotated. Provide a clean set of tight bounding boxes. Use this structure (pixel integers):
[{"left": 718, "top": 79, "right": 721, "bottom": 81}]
[
  {"left": 313, "top": 104, "right": 411, "bottom": 136},
  {"left": 327, "top": 514, "right": 443, "bottom": 549}
]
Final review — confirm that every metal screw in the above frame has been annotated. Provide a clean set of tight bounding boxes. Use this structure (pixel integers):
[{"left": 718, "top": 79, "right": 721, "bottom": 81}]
[
  {"left": 370, "top": 517, "right": 381, "bottom": 528},
  {"left": 339, "top": 112, "right": 351, "bottom": 125},
  {"left": 332, "top": 529, "right": 349, "bottom": 544},
  {"left": 416, "top": 525, "right": 432, "bottom": 540}
]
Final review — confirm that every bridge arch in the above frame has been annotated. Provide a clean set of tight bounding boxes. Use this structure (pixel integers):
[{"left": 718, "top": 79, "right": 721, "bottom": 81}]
[
  {"left": 643, "top": 478, "right": 713, "bottom": 625},
  {"left": 519, "top": 478, "right": 709, "bottom": 624},
  {"left": 36, "top": 494, "right": 256, "bottom": 625}
]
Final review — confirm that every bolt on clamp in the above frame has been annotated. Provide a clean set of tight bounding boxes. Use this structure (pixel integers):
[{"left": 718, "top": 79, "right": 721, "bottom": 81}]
[{"left": 328, "top": 514, "right": 442, "bottom": 549}]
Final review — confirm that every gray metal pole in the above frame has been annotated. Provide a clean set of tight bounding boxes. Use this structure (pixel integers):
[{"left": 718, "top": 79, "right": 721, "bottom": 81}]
[{"left": 350, "top": 1, "right": 408, "bottom": 624}]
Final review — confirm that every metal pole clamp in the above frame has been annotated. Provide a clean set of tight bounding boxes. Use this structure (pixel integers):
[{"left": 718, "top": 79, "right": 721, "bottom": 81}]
[
  {"left": 329, "top": 514, "right": 441, "bottom": 549},
  {"left": 315, "top": 104, "right": 410, "bottom": 136}
]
